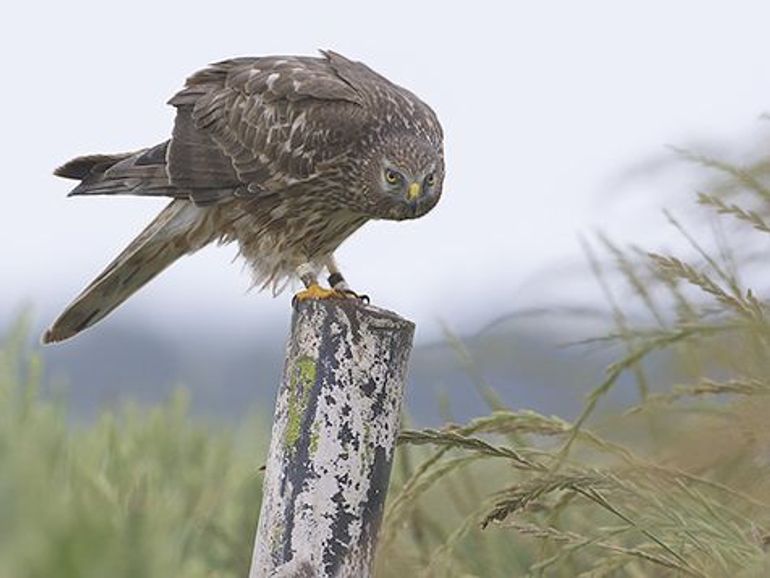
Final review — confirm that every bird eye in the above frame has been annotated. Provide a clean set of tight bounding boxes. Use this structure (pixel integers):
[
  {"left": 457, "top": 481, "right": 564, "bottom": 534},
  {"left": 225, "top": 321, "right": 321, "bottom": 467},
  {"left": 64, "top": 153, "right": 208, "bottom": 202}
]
[
  {"left": 425, "top": 173, "right": 436, "bottom": 186},
  {"left": 384, "top": 168, "right": 400, "bottom": 184}
]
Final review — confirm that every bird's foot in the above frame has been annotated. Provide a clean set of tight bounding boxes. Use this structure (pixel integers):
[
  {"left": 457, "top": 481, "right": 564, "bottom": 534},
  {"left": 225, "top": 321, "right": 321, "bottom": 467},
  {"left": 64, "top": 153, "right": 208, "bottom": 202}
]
[
  {"left": 337, "top": 288, "right": 370, "bottom": 304},
  {"left": 292, "top": 284, "right": 369, "bottom": 307},
  {"left": 326, "top": 271, "right": 369, "bottom": 303},
  {"left": 294, "top": 283, "right": 342, "bottom": 303}
]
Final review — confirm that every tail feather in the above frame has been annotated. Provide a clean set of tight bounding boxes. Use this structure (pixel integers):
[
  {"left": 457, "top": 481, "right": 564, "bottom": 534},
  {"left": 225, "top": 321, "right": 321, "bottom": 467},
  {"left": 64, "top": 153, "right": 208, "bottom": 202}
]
[
  {"left": 54, "top": 153, "right": 133, "bottom": 180},
  {"left": 56, "top": 142, "right": 177, "bottom": 198},
  {"left": 43, "top": 200, "right": 210, "bottom": 343}
]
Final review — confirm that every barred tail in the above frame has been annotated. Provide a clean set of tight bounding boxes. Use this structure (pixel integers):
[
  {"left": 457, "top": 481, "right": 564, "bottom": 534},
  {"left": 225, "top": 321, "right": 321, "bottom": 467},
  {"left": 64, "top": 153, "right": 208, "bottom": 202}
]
[{"left": 43, "top": 199, "right": 208, "bottom": 343}]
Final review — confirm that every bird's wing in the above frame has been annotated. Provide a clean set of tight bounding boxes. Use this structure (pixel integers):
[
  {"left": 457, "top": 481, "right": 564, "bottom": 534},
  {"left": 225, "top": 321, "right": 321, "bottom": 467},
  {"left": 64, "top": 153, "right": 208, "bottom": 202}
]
[{"left": 167, "top": 52, "right": 368, "bottom": 204}]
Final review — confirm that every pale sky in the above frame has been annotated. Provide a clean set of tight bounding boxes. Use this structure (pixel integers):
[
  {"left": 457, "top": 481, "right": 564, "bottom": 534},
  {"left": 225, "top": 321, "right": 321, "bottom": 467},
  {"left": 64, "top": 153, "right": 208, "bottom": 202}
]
[{"left": 3, "top": 0, "right": 770, "bottom": 342}]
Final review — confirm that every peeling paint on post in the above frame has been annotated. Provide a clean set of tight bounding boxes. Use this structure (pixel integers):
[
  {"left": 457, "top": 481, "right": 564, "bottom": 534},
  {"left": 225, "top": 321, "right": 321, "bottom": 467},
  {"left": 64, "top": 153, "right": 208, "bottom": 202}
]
[{"left": 249, "top": 299, "right": 415, "bottom": 578}]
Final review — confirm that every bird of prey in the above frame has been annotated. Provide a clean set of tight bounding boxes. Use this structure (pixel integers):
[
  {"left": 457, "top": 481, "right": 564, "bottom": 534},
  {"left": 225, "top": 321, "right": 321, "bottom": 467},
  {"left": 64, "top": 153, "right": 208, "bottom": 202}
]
[{"left": 43, "top": 50, "right": 444, "bottom": 343}]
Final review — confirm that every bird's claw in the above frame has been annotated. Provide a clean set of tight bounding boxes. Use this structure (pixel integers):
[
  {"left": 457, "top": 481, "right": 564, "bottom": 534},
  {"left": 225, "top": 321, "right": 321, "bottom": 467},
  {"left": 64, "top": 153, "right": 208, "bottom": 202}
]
[
  {"left": 292, "top": 284, "right": 370, "bottom": 308},
  {"left": 292, "top": 284, "right": 341, "bottom": 307},
  {"left": 338, "top": 289, "right": 370, "bottom": 304}
]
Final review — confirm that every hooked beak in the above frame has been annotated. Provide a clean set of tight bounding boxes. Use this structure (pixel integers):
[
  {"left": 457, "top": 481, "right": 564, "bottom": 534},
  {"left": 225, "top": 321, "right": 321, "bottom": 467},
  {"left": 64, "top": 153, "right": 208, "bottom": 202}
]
[{"left": 407, "top": 182, "right": 422, "bottom": 201}]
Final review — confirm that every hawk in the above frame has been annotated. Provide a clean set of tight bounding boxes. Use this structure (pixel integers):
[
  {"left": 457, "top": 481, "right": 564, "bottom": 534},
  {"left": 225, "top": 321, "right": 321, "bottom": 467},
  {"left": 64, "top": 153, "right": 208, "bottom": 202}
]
[{"left": 43, "top": 51, "right": 444, "bottom": 343}]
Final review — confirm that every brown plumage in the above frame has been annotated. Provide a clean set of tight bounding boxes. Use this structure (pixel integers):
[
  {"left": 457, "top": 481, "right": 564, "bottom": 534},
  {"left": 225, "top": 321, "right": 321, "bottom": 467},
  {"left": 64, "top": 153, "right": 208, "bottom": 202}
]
[{"left": 44, "top": 50, "right": 444, "bottom": 343}]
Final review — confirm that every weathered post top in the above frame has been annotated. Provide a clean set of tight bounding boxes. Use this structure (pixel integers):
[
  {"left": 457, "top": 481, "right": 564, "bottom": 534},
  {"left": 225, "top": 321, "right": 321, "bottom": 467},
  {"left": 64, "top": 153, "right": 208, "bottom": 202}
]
[{"left": 249, "top": 298, "right": 415, "bottom": 578}]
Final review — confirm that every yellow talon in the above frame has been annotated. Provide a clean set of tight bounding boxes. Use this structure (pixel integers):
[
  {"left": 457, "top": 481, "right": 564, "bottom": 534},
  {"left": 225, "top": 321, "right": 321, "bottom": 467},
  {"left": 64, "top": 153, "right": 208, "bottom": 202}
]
[{"left": 293, "top": 283, "right": 344, "bottom": 302}]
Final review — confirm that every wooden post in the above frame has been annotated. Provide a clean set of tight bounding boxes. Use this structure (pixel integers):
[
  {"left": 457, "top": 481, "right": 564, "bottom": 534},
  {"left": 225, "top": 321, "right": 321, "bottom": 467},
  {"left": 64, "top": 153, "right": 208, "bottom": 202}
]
[{"left": 249, "top": 299, "right": 415, "bottom": 578}]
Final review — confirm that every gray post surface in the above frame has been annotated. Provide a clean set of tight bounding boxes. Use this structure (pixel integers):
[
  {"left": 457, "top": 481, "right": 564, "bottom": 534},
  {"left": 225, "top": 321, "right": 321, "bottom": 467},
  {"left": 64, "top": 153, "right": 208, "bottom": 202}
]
[{"left": 249, "top": 299, "right": 415, "bottom": 578}]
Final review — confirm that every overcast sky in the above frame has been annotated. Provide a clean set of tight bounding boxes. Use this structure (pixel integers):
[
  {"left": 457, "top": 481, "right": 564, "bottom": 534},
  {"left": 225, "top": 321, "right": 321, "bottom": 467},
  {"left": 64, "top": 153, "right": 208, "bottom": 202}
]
[{"left": 3, "top": 0, "right": 770, "bottom": 342}]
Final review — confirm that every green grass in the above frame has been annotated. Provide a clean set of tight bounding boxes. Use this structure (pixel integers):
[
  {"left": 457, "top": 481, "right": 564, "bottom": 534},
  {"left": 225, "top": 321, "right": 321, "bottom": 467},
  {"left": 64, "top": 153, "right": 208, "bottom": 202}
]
[
  {"left": 374, "top": 144, "right": 770, "bottom": 577},
  {"left": 4, "top": 141, "right": 770, "bottom": 577},
  {"left": 0, "top": 323, "right": 264, "bottom": 578}
]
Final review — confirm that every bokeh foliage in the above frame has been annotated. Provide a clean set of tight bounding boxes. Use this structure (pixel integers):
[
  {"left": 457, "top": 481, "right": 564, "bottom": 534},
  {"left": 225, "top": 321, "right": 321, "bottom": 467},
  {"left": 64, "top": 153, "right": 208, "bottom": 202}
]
[
  {"left": 377, "top": 141, "right": 770, "bottom": 577},
  {"left": 3, "top": 137, "right": 770, "bottom": 576},
  {"left": 0, "top": 321, "right": 263, "bottom": 578}
]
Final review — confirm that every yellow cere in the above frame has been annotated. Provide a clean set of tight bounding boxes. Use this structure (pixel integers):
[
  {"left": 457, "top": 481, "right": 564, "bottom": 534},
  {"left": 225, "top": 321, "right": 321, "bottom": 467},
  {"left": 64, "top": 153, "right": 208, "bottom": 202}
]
[{"left": 407, "top": 182, "right": 421, "bottom": 201}]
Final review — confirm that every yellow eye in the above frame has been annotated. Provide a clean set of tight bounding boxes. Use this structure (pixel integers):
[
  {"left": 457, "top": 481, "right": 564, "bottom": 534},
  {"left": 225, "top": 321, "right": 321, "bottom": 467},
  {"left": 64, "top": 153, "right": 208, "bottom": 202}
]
[
  {"left": 385, "top": 168, "right": 400, "bottom": 184},
  {"left": 425, "top": 173, "right": 436, "bottom": 186}
]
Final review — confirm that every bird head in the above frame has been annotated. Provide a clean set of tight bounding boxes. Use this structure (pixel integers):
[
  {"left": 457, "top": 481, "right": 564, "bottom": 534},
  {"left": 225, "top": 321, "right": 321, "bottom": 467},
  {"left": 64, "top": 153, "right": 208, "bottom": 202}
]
[{"left": 363, "top": 133, "right": 444, "bottom": 221}]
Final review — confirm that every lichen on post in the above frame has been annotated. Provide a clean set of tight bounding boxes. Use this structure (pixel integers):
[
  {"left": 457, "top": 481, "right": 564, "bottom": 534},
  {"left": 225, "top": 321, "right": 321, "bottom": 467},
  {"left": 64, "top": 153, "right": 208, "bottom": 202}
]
[{"left": 249, "top": 298, "right": 415, "bottom": 578}]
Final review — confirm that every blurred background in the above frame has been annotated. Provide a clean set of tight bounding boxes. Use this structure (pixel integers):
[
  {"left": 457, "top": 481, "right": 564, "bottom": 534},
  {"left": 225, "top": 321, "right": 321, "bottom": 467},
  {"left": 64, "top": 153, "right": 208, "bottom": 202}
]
[
  {"left": 5, "top": 0, "right": 770, "bottom": 424},
  {"left": 5, "top": 2, "right": 770, "bottom": 577}
]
